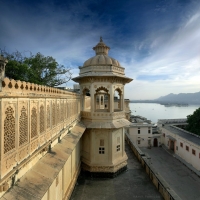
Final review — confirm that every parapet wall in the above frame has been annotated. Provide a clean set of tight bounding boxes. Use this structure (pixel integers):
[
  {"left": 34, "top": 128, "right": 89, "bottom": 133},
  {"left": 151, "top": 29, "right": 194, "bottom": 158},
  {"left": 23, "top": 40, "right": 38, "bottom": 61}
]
[
  {"left": 1, "top": 77, "right": 78, "bottom": 97},
  {"left": 125, "top": 133, "right": 181, "bottom": 200},
  {"left": 0, "top": 78, "right": 81, "bottom": 195}
]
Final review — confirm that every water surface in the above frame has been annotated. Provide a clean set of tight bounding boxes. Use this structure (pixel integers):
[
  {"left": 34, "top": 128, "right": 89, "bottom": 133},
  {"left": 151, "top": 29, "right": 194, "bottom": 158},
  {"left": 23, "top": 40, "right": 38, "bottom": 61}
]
[{"left": 129, "top": 103, "right": 200, "bottom": 123}]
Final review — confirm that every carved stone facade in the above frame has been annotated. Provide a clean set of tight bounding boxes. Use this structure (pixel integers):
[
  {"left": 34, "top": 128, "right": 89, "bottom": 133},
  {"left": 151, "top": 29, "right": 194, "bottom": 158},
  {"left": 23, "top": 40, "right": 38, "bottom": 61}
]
[{"left": 0, "top": 77, "right": 80, "bottom": 197}]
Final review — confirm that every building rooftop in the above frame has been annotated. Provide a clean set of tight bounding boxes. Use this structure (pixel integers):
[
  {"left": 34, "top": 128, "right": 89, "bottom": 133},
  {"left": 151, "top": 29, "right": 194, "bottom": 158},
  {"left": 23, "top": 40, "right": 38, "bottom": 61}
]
[
  {"left": 164, "top": 125, "right": 200, "bottom": 146},
  {"left": 71, "top": 142, "right": 163, "bottom": 200}
]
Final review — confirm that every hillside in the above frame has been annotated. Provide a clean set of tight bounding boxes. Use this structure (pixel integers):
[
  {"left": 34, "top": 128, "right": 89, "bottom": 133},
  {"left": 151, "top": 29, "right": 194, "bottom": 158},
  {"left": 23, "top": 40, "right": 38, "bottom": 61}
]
[{"left": 155, "top": 91, "right": 200, "bottom": 104}]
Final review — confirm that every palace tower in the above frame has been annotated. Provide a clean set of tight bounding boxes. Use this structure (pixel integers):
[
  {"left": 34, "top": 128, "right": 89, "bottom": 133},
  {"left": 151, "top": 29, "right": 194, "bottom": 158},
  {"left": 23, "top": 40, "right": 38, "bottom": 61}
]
[{"left": 73, "top": 38, "right": 132, "bottom": 177}]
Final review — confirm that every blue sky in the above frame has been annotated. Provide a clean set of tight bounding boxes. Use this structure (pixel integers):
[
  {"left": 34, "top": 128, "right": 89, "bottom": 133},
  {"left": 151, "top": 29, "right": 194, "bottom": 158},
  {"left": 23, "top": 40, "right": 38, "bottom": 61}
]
[{"left": 1, "top": 0, "right": 200, "bottom": 100}]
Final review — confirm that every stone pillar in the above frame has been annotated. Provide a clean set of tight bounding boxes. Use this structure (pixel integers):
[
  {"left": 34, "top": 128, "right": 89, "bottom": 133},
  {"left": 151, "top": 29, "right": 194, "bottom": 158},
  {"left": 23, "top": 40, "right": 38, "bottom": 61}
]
[{"left": 0, "top": 55, "right": 8, "bottom": 91}]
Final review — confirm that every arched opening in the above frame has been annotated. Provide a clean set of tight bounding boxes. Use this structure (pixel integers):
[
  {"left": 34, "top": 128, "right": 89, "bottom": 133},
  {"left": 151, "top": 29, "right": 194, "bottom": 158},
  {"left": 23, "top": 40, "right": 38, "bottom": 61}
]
[
  {"left": 95, "top": 87, "right": 109, "bottom": 112},
  {"left": 82, "top": 88, "right": 91, "bottom": 111},
  {"left": 153, "top": 138, "right": 158, "bottom": 147},
  {"left": 114, "top": 88, "right": 122, "bottom": 112}
]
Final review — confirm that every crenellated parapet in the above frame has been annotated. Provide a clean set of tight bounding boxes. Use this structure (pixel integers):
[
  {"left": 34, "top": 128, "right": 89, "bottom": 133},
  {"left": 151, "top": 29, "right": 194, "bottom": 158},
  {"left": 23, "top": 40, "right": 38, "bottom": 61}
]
[{"left": 1, "top": 77, "right": 78, "bottom": 98}]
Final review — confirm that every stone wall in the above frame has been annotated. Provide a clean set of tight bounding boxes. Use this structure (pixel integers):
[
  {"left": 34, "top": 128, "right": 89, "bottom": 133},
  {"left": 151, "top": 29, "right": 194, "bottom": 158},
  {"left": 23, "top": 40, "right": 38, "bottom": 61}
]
[
  {"left": 125, "top": 133, "right": 182, "bottom": 200},
  {"left": 0, "top": 77, "right": 81, "bottom": 197}
]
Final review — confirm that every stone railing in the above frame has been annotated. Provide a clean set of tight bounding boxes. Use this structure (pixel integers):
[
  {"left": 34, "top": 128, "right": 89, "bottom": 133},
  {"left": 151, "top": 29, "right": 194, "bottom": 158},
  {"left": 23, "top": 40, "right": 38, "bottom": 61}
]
[
  {"left": 1, "top": 77, "right": 78, "bottom": 97},
  {"left": 125, "top": 133, "right": 181, "bottom": 200},
  {"left": 0, "top": 78, "right": 81, "bottom": 192}
]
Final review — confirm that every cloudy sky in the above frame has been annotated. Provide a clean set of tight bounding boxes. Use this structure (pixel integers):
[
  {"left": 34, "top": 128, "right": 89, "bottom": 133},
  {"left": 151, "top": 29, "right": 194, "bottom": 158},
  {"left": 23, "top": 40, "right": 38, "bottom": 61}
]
[{"left": 1, "top": 0, "right": 200, "bottom": 100}]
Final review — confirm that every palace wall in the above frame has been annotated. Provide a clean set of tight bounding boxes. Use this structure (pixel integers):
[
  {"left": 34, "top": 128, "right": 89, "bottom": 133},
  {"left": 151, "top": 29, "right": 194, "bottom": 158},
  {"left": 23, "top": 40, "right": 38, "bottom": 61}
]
[{"left": 0, "top": 77, "right": 82, "bottom": 199}]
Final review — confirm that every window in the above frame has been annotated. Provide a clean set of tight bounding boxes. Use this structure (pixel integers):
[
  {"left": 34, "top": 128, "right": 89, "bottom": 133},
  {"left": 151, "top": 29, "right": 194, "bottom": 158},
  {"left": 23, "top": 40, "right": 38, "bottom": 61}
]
[
  {"left": 148, "top": 127, "right": 151, "bottom": 134},
  {"left": 192, "top": 149, "right": 196, "bottom": 155},
  {"left": 99, "top": 139, "right": 105, "bottom": 154},
  {"left": 199, "top": 153, "right": 200, "bottom": 159},
  {"left": 99, "top": 147, "right": 105, "bottom": 154},
  {"left": 138, "top": 140, "right": 140, "bottom": 144},
  {"left": 180, "top": 142, "right": 183, "bottom": 147},
  {"left": 186, "top": 146, "right": 189, "bottom": 151},
  {"left": 163, "top": 133, "right": 165, "bottom": 137},
  {"left": 176, "top": 146, "right": 178, "bottom": 151},
  {"left": 138, "top": 127, "right": 140, "bottom": 134},
  {"left": 116, "top": 145, "right": 120, "bottom": 152}
]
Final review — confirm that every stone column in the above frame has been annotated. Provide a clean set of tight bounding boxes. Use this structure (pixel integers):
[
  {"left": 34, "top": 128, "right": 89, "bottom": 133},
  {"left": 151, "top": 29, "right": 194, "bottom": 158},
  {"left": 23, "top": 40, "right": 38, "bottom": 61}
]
[{"left": 0, "top": 55, "right": 8, "bottom": 91}]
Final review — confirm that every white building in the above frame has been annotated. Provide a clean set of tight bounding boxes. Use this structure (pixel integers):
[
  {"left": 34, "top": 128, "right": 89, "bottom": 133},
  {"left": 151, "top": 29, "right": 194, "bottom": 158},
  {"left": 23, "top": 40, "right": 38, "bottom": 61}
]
[
  {"left": 127, "top": 116, "right": 161, "bottom": 147},
  {"left": 158, "top": 119, "right": 200, "bottom": 171}
]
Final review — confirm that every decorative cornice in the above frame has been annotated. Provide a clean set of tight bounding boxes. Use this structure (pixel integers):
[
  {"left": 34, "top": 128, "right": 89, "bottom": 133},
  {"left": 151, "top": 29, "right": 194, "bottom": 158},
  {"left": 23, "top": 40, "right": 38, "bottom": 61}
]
[{"left": 82, "top": 161, "right": 127, "bottom": 173}]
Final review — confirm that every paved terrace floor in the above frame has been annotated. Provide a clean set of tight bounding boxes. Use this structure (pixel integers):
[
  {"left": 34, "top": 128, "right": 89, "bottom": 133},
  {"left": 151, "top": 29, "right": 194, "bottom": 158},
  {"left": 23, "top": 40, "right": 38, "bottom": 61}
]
[
  {"left": 141, "top": 147, "right": 200, "bottom": 200},
  {"left": 71, "top": 143, "right": 163, "bottom": 200}
]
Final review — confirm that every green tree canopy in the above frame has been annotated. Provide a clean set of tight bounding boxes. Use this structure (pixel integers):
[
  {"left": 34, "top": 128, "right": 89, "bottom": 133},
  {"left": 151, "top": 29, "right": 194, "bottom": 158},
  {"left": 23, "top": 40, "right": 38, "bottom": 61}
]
[
  {"left": 186, "top": 107, "right": 200, "bottom": 136},
  {"left": 1, "top": 50, "right": 72, "bottom": 87}
]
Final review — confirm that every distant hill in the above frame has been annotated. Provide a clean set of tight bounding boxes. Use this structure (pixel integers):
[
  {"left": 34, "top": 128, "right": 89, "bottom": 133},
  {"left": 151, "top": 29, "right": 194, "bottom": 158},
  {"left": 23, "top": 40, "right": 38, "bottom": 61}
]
[
  {"left": 155, "top": 92, "right": 200, "bottom": 104},
  {"left": 130, "top": 92, "right": 200, "bottom": 104}
]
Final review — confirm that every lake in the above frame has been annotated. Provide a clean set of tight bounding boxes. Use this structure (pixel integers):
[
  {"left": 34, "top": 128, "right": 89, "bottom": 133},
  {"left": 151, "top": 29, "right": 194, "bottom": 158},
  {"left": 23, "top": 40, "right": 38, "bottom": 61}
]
[{"left": 129, "top": 103, "right": 200, "bottom": 124}]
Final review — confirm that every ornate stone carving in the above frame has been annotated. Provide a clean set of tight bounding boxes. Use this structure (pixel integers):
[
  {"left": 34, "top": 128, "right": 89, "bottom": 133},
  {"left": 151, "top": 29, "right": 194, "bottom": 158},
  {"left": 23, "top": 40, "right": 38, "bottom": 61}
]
[
  {"left": 19, "top": 106, "right": 28, "bottom": 146},
  {"left": 57, "top": 104, "right": 60, "bottom": 124},
  {"left": 40, "top": 105, "right": 45, "bottom": 134},
  {"left": 30, "top": 139, "right": 38, "bottom": 152},
  {"left": 82, "top": 161, "right": 127, "bottom": 173},
  {"left": 19, "top": 146, "right": 29, "bottom": 160},
  {"left": 31, "top": 107, "right": 37, "bottom": 138},
  {"left": 52, "top": 103, "right": 56, "bottom": 126},
  {"left": 60, "top": 101, "right": 64, "bottom": 121},
  {"left": 47, "top": 105, "right": 50, "bottom": 129},
  {"left": 4, "top": 106, "right": 15, "bottom": 154},
  {"left": 6, "top": 154, "right": 17, "bottom": 169}
]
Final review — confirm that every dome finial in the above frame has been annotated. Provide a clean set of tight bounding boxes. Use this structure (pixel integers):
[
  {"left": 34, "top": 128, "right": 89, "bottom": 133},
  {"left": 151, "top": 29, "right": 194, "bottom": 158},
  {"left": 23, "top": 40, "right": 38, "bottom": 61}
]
[{"left": 93, "top": 38, "right": 110, "bottom": 55}]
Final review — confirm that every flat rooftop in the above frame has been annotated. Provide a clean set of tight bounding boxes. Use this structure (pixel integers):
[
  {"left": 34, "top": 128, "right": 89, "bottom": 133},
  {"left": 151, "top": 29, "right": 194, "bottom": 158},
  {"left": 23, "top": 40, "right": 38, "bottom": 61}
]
[
  {"left": 164, "top": 125, "right": 200, "bottom": 146},
  {"left": 71, "top": 142, "right": 163, "bottom": 200}
]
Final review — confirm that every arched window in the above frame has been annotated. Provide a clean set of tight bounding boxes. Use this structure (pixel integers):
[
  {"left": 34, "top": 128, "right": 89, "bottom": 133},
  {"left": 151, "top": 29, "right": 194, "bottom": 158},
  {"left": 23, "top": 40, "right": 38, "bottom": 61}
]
[
  {"left": 95, "top": 87, "right": 109, "bottom": 112},
  {"left": 114, "top": 88, "right": 122, "bottom": 111}
]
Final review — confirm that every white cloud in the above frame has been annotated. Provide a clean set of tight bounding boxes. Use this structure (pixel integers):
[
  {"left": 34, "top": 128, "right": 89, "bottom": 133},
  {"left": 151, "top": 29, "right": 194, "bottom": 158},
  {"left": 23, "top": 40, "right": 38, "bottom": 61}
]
[
  {"left": 1, "top": 0, "right": 200, "bottom": 99},
  {"left": 123, "top": 7, "right": 200, "bottom": 100}
]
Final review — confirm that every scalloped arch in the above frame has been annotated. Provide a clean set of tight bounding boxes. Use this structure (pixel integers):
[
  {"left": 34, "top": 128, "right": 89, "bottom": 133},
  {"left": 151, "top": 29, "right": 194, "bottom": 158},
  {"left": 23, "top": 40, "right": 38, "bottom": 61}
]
[{"left": 95, "top": 86, "right": 109, "bottom": 93}]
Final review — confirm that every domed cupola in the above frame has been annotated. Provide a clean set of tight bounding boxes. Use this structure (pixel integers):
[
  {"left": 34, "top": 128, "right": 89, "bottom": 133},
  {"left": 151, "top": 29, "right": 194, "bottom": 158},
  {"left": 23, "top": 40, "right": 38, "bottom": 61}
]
[{"left": 83, "top": 37, "right": 122, "bottom": 68}]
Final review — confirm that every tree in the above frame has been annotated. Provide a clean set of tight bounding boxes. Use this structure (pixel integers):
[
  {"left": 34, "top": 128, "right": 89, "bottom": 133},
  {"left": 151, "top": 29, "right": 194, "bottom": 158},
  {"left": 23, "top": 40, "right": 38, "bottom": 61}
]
[
  {"left": 1, "top": 50, "right": 72, "bottom": 87},
  {"left": 186, "top": 107, "right": 200, "bottom": 136}
]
